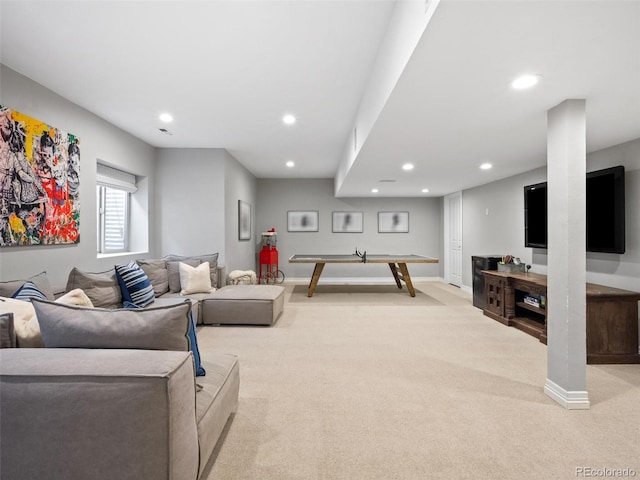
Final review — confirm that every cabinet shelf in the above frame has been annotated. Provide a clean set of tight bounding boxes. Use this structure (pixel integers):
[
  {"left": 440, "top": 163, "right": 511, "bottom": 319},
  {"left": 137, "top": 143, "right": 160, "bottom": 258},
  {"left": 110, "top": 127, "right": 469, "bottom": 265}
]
[
  {"left": 515, "top": 301, "right": 546, "bottom": 317},
  {"left": 511, "top": 316, "right": 546, "bottom": 342}
]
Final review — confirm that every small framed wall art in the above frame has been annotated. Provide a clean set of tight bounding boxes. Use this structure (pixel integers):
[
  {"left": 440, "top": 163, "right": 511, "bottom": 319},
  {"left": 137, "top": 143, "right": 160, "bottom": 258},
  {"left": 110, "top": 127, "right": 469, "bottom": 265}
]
[
  {"left": 287, "top": 211, "right": 319, "bottom": 232},
  {"left": 378, "top": 211, "right": 409, "bottom": 233},
  {"left": 332, "top": 211, "right": 363, "bottom": 233},
  {"left": 238, "top": 200, "right": 251, "bottom": 241}
]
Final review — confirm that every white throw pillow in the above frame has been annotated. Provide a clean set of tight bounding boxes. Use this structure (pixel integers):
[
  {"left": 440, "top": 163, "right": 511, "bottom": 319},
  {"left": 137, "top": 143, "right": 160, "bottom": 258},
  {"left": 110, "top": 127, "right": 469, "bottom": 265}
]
[
  {"left": 179, "top": 262, "right": 214, "bottom": 295},
  {"left": 0, "top": 289, "right": 95, "bottom": 348},
  {"left": 56, "top": 288, "right": 95, "bottom": 308},
  {"left": 0, "top": 297, "right": 43, "bottom": 348}
]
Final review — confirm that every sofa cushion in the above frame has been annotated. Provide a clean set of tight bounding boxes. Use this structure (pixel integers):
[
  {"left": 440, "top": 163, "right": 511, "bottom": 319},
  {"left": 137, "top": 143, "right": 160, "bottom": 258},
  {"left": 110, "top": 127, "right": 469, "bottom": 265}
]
[
  {"left": 11, "top": 280, "right": 49, "bottom": 302},
  {"left": 154, "top": 294, "right": 204, "bottom": 325},
  {"left": 179, "top": 262, "right": 213, "bottom": 295},
  {"left": 115, "top": 261, "right": 156, "bottom": 307},
  {"left": 32, "top": 299, "right": 191, "bottom": 351},
  {"left": 137, "top": 258, "right": 170, "bottom": 296},
  {"left": 0, "top": 348, "right": 199, "bottom": 480},
  {"left": 167, "top": 259, "right": 200, "bottom": 293},
  {"left": 66, "top": 267, "right": 122, "bottom": 309},
  {"left": 167, "top": 253, "right": 219, "bottom": 288},
  {"left": 0, "top": 271, "right": 55, "bottom": 300},
  {"left": 196, "top": 353, "right": 240, "bottom": 478},
  {"left": 202, "top": 285, "right": 285, "bottom": 326},
  {"left": 124, "top": 299, "right": 206, "bottom": 377},
  {"left": 0, "top": 313, "right": 16, "bottom": 348}
]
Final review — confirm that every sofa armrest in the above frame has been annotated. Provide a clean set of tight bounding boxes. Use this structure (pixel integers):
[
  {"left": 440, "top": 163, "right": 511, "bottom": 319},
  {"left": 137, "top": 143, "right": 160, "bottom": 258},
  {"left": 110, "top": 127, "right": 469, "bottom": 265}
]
[
  {"left": 0, "top": 348, "right": 199, "bottom": 480},
  {"left": 217, "top": 264, "right": 226, "bottom": 287}
]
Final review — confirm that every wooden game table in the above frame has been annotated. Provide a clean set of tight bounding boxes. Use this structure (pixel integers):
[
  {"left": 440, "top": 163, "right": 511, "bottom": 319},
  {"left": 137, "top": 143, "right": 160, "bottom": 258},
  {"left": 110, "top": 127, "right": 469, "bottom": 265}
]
[{"left": 288, "top": 253, "right": 439, "bottom": 297}]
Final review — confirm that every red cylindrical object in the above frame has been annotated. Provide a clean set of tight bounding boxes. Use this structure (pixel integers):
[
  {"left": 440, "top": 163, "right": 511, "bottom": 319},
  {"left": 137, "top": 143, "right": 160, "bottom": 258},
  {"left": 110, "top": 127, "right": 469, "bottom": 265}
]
[{"left": 259, "top": 245, "right": 279, "bottom": 283}]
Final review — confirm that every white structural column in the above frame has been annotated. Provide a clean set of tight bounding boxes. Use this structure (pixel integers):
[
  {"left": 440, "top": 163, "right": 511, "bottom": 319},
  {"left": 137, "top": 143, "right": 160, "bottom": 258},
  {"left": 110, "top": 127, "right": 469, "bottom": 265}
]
[{"left": 544, "top": 99, "right": 590, "bottom": 409}]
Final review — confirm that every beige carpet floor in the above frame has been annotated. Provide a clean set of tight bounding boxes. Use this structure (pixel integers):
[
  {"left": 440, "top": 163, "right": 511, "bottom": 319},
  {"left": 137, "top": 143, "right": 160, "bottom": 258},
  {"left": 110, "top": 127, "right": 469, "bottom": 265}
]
[{"left": 197, "top": 281, "right": 640, "bottom": 480}]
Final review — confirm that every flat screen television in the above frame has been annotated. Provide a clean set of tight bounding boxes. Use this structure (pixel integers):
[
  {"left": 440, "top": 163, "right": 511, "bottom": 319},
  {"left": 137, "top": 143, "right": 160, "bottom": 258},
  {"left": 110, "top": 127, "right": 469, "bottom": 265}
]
[
  {"left": 523, "top": 166, "right": 625, "bottom": 253},
  {"left": 524, "top": 182, "right": 547, "bottom": 249},
  {"left": 586, "top": 166, "right": 625, "bottom": 253}
]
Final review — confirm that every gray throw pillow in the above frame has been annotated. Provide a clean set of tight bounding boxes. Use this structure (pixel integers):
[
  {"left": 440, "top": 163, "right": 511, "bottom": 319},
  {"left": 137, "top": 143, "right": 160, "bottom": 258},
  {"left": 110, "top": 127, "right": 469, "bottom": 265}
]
[
  {"left": 166, "top": 259, "right": 200, "bottom": 293},
  {"left": 32, "top": 299, "right": 191, "bottom": 351},
  {"left": 65, "top": 267, "right": 122, "bottom": 309},
  {"left": 137, "top": 259, "right": 170, "bottom": 296},
  {"left": 0, "top": 313, "right": 17, "bottom": 348},
  {"left": 0, "top": 272, "right": 56, "bottom": 301}
]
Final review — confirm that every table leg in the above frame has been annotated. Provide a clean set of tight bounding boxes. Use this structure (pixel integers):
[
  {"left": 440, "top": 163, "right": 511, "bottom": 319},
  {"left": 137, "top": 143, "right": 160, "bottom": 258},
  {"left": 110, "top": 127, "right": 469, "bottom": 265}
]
[
  {"left": 388, "top": 263, "right": 402, "bottom": 289},
  {"left": 398, "top": 263, "right": 416, "bottom": 297},
  {"left": 308, "top": 262, "right": 325, "bottom": 297}
]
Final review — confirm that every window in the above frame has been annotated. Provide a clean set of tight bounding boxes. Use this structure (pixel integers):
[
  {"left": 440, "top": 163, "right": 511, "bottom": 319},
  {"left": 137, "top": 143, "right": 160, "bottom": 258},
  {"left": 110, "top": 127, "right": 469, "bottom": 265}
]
[
  {"left": 97, "top": 185, "right": 128, "bottom": 252},
  {"left": 96, "top": 163, "right": 137, "bottom": 254}
]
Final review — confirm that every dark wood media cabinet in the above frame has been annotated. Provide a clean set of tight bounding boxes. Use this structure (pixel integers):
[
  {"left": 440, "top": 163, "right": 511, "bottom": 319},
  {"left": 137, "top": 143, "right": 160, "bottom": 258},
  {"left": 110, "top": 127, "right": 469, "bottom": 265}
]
[{"left": 482, "top": 271, "right": 640, "bottom": 364}]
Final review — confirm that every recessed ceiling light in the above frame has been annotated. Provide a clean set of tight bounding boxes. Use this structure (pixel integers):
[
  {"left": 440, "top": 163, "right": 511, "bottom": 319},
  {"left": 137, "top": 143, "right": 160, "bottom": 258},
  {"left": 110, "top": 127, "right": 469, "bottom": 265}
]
[
  {"left": 371, "top": 188, "right": 379, "bottom": 193},
  {"left": 402, "top": 163, "right": 414, "bottom": 171},
  {"left": 283, "top": 114, "right": 296, "bottom": 125},
  {"left": 480, "top": 163, "right": 493, "bottom": 170},
  {"left": 421, "top": 188, "right": 429, "bottom": 193},
  {"left": 511, "top": 74, "right": 542, "bottom": 90},
  {"left": 159, "top": 113, "right": 173, "bottom": 123},
  {"left": 286, "top": 161, "right": 295, "bottom": 168}
]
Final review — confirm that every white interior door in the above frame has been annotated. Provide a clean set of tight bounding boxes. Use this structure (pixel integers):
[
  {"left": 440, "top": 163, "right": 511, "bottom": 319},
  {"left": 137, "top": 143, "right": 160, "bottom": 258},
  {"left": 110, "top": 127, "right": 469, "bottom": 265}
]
[{"left": 445, "top": 192, "right": 463, "bottom": 287}]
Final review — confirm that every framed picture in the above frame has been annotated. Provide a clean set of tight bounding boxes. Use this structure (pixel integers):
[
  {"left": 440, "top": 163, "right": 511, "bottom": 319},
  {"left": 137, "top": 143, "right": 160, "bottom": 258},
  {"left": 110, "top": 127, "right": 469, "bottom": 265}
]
[
  {"left": 288, "top": 211, "right": 319, "bottom": 232},
  {"left": 332, "top": 211, "right": 363, "bottom": 233},
  {"left": 378, "top": 211, "right": 409, "bottom": 233},
  {"left": 0, "top": 106, "right": 81, "bottom": 247},
  {"left": 238, "top": 200, "right": 251, "bottom": 241}
]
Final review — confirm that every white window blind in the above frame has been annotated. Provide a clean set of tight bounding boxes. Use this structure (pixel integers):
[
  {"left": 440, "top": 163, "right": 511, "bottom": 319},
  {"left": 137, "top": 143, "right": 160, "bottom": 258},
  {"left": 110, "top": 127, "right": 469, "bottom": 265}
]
[
  {"left": 97, "top": 163, "right": 138, "bottom": 193},
  {"left": 101, "top": 187, "right": 127, "bottom": 251},
  {"left": 97, "top": 163, "right": 136, "bottom": 253}
]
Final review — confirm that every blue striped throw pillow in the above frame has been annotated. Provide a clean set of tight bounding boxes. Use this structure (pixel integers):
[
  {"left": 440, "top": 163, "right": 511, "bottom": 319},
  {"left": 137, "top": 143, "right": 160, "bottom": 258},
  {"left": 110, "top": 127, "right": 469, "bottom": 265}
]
[
  {"left": 11, "top": 280, "right": 49, "bottom": 302},
  {"left": 115, "top": 261, "right": 155, "bottom": 308}
]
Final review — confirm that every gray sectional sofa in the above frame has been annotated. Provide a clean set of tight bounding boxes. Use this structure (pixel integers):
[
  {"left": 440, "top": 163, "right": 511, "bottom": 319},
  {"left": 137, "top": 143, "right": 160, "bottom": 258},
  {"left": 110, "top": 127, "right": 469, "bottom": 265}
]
[
  {"left": 0, "top": 285, "right": 240, "bottom": 480},
  {"left": 0, "top": 255, "right": 284, "bottom": 480},
  {"left": 66, "top": 253, "right": 285, "bottom": 326},
  {"left": 0, "top": 257, "right": 285, "bottom": 480}
]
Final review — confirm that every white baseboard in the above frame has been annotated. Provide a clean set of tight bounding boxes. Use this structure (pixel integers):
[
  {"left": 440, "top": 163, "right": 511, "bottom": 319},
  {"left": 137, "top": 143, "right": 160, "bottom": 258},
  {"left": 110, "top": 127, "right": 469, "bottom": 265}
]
[{"left": 544, "top": 378, "right": 590, "bottom": 410}]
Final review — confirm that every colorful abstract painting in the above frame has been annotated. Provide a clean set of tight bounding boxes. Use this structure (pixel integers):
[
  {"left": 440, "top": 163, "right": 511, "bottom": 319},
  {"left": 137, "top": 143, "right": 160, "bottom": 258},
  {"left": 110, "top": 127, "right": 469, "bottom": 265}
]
[{"left": 0, "top": 105, "right": 80, "bottom": 246}]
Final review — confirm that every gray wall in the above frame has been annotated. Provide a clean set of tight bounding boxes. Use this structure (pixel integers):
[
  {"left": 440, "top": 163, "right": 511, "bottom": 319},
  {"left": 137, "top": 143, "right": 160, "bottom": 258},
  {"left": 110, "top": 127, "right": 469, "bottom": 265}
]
[
  {"left": 223, "top": 150, "right": 258, "bottom": 272},
  {"left": 256, "top": 178, "right": 441, "bottom": 281},
  {"left": 461, "top": 137, "right": 640, "bottom": 293},
  {"left": 0, "top": 65, "right": 157, "bottom": 290},
  {"left": 155, "top": 148, "right": 257, "bottom": 271},
  {"left": 155, "top": 148, "right": 226, "bottom": 261},
  {"left": 584, "top": 138, "right": 640, "bottom": 290},
  {"left": 462, "top": 167, "right": 546, "bottom": 288}
]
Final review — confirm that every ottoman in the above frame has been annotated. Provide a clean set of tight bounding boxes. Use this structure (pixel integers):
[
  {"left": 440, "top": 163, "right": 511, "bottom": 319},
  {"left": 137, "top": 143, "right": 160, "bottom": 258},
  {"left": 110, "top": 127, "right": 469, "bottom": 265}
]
[{"left": 202, "top": 285, "right": 284, "bottom": 326}]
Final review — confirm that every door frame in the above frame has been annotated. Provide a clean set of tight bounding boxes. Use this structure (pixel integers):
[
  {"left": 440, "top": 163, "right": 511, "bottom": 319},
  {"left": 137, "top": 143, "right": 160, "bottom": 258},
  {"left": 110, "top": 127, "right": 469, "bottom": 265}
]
[{"left": 444, "top": 191, "right": 463, "bottom": 287}]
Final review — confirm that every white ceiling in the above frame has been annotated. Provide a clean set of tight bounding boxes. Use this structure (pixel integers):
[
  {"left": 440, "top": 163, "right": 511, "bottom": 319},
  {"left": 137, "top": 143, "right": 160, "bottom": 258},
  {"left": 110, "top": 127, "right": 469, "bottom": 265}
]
[{"left": 2, "top": 1, "right": 639, "bottom": 197}]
